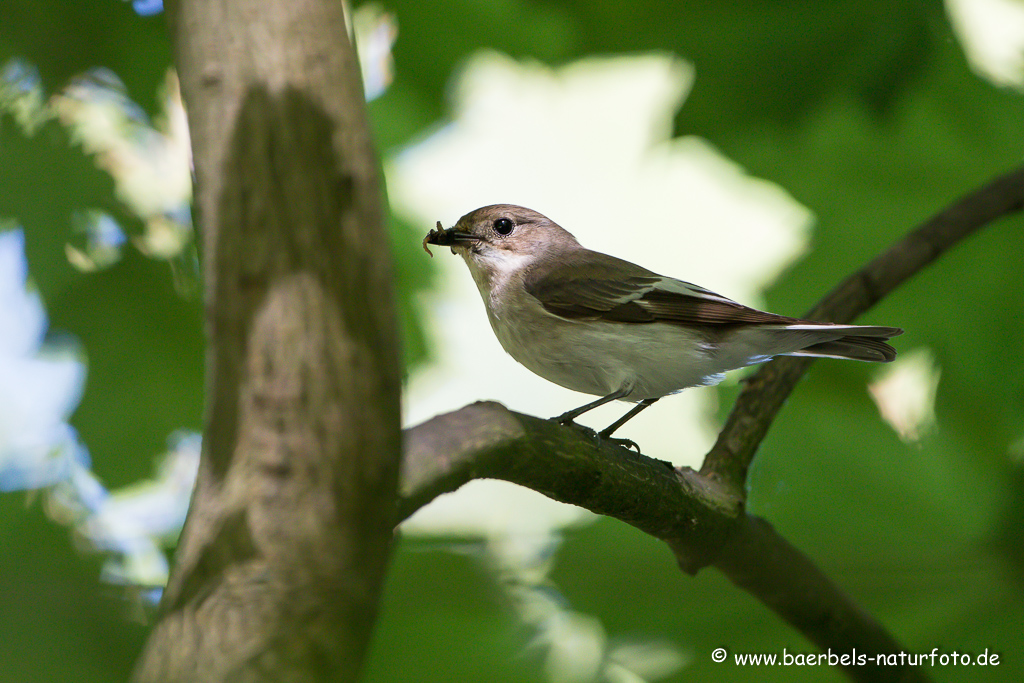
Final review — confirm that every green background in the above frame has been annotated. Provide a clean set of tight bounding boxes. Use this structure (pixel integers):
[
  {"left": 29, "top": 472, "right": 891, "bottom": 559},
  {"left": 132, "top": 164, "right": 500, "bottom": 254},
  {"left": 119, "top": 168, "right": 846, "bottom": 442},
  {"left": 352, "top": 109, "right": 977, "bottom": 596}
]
[{"left": 2, "top": 1, "right": 1022, "bottom": 681}]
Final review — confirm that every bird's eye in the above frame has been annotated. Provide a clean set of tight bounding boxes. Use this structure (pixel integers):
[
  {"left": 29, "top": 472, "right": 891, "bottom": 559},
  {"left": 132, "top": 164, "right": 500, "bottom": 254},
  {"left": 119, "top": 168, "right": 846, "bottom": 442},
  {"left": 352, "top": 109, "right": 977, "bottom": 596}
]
[{"left": 493, "top": 218, "right": 515, "bottom": 236}]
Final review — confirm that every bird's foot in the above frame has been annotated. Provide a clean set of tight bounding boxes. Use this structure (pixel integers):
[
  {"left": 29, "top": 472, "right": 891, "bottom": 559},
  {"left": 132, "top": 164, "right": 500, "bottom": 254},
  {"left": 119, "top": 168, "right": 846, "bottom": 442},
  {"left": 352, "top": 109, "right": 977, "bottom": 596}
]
[
  {"left": 551, "top": 415, "right": 597, "bottom": 437},
  {"left": 597, "top": 430, "right": 641, "bottom": 453},
  {"left": 551, "top": 416, "right": 641, "bottom": 453}
]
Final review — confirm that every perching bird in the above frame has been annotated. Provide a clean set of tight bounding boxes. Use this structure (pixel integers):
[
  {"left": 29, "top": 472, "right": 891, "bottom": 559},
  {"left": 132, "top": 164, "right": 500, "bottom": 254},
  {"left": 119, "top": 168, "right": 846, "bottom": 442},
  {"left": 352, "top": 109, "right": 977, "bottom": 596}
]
[{"left": 424, "top": 204, "right": 902, "bottom": 444}]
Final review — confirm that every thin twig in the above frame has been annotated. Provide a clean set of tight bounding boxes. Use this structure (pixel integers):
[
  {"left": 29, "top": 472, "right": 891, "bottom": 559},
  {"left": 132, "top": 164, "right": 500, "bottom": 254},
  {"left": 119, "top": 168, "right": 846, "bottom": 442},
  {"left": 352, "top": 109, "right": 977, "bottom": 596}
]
[{"left": 700, "top": 164, "right": 1024, "bottom": 490}]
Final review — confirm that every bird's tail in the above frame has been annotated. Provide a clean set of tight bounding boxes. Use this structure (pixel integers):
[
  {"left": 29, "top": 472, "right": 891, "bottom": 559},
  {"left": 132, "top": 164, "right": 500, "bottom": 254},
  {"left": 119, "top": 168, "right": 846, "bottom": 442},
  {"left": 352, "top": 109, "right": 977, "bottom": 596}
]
[{"left": 777, "top": 324, "right": 902, "bottom": 363}]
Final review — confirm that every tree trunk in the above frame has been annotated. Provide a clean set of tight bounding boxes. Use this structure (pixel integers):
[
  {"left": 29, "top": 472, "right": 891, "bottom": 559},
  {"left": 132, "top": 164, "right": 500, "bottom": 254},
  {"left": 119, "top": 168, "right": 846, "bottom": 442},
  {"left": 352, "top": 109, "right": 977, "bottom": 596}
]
[{"left": 133, "top": 1, "right": 401, "bottom": 681}]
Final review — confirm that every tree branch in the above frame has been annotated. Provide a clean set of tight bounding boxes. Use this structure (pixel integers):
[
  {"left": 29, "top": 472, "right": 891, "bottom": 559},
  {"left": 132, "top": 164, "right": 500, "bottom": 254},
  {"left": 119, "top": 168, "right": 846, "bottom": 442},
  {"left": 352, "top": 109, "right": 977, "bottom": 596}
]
[
  {"left": 399, "top": 402, "right": 741, "bottom": 544},
  {"left": 700, "top": 163, "right": 1024, "bottom": 490},
  {"left": 400, "top": 405, "right": 926, "bottom": 683},
  {"left": 710, "top": 517, "right": 920, "bottom": 683}
]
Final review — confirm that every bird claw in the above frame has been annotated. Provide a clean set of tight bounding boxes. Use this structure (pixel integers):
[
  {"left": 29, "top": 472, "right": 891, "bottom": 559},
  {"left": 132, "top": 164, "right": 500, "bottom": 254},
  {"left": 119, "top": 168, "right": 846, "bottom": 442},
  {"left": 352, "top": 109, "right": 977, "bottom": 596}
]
[
  {"left": 552, "top": 416, "right": 596, "bottom": 437},
  {"left": 551, "top": 417, "right": 642, "bottom": 454},
  {"left": 600, "top": 434, "right": 641, "bottom": 453},
  {"left": 554, "top": 410, "right": 583, "bottom": 426}
]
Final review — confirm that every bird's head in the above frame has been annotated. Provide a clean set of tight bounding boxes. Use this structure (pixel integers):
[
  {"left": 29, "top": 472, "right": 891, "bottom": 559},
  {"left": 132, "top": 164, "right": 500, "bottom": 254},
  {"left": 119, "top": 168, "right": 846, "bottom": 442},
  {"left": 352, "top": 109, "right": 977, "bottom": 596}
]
[{"left": 424, "top": 205, "right": 579, "bottom": 268}]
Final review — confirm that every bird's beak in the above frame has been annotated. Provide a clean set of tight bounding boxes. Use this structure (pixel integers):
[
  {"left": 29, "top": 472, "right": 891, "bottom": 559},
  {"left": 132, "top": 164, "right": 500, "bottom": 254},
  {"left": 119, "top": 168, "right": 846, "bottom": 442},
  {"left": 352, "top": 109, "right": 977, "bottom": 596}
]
[{"left": 422, "top": 221, "right": 480, "bottom": 257}]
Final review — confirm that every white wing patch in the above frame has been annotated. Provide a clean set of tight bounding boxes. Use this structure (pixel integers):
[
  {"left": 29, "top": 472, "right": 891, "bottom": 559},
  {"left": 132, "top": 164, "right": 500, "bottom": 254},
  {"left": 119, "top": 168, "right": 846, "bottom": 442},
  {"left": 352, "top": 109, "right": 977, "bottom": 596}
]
[{"left": 653, "top": 276, "right": 740, "bottom": 304}]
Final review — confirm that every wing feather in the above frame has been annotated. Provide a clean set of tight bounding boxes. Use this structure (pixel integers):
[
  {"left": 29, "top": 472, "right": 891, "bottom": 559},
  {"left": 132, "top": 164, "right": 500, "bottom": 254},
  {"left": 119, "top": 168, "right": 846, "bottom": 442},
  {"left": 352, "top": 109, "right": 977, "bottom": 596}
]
[{"left": 524, "top": 250, "right": 801, "bottom": 327}]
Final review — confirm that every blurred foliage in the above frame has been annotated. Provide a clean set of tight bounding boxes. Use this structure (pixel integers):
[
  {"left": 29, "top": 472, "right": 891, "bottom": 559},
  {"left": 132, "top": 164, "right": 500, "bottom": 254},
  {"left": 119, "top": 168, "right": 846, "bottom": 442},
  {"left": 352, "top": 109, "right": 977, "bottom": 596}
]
[{"left": 1, "top": 1, "right": 1023, "bottom": 682}]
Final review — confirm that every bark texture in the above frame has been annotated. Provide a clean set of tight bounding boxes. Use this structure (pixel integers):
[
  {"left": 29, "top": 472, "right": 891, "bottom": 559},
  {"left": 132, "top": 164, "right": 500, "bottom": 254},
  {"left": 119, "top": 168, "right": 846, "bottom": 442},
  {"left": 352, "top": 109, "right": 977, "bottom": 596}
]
[{"left": 134, "top": 2, "right": 400, "bottom": 681}]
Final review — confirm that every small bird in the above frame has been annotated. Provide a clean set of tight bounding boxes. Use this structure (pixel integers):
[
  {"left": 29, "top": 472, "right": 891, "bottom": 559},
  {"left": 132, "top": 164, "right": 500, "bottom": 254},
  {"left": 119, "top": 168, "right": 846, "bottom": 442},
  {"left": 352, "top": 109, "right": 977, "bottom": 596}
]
[{"left": 424, "top": 204, "right": 902, "bottom": 445}]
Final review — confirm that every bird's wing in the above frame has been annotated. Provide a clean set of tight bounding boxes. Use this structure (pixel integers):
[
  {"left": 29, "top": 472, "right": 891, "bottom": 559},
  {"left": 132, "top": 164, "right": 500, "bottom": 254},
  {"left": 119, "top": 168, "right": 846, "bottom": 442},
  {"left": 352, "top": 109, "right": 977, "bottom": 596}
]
[{"left": 524, "top": 250, "right": 801, "bottom": 326}]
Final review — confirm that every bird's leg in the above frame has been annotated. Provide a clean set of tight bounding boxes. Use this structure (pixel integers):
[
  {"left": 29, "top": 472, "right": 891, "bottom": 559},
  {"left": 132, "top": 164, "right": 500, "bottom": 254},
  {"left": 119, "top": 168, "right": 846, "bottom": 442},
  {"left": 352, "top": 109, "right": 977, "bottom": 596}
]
[
  {"left": 553, "top": 389, "right": 654, "bottom": 453},
  {"left": 599, "top": 398, "right": 659, "bottom": 439},
  {"left": 553, "top": 387, "right": 631, "bottom": 425}
]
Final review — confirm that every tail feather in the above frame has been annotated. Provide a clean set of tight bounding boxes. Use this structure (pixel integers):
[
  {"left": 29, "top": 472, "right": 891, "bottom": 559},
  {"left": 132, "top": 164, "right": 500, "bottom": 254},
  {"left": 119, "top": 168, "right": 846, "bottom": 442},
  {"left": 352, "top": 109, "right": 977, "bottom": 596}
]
[
  {"left": 788, "top": 335, "right": 898, "bottom": 362},
  {"left": 751, "top": 324, "right": 903, "bottom": 363},
  {"left": 719, "top": 323, "right": 903, "bottom": 370},
  {"left": 780, "top": 324, "right": 902, "bottom": 338}
]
